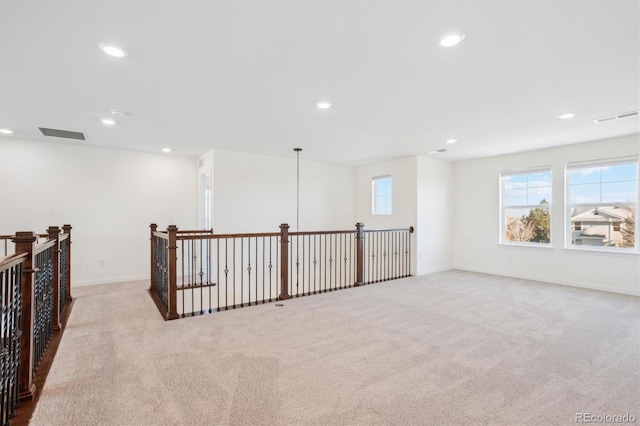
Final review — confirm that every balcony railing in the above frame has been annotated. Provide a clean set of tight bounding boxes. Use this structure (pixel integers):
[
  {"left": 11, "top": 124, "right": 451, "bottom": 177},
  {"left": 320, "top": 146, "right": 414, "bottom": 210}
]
[
  {"left": 149, "top": 223, "right": 413, "bottom": 320},
  {"left": 0, "top": 225, "right": 72, "bottom": 425}
]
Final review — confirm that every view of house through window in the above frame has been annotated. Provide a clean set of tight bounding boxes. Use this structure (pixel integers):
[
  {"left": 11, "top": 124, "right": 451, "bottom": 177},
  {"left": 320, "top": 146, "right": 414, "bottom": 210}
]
[
  {"left": 372, "top": 175, "right": 392, "bottom": 215},
  {"left": 566, "top": 158, "right": 637, "bottom": 250},
  {"left": 500, "top": 169, "right": 552, "bottom": 244}
]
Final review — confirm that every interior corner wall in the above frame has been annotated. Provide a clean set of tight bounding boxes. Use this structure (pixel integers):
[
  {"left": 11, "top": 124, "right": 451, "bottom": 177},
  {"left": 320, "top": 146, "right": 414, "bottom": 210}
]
[
  {"left": 356, "top": 157, "right": 419, "bottom": 274},
  {"left": 0, "top": 137, "right": 198, "bottom": 286},
  {"left": 212, "top": 149, "right": 356, "bottom": 233},
  {"left": 453, "top": 134, "right": 640, "bottom": 295},
  {"left": 416, "top": 156, "right": 454, "bottom": 275}
]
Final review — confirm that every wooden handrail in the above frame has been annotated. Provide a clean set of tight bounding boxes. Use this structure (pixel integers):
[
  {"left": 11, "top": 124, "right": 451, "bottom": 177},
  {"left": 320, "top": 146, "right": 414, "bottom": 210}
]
[
  {"left": 363, "top": 227, "right": 415, "bottom": 233},
  {"left": 33, "top": 239, "right": 56, "bottom": 255},
  {"left": 290, "top": 230, "right": 357, "bottom": 236},
  {"left": 178, "top": 232, "right": 280, "bottom": 240},
  {"left": 176, "top": 229, "right": 214, "bottom": 234},
  {"left": 176, "top": 227, "right": 413, "bottom": 240},
  {"left": 0, "top": 252, "right": 29, "bottom": 271}
]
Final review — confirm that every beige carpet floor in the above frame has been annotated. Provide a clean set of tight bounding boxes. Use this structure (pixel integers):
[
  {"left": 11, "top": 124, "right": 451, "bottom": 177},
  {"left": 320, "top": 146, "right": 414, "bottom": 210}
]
[{"left": 29, "top": 270, "right": 639, "bottom": 425}]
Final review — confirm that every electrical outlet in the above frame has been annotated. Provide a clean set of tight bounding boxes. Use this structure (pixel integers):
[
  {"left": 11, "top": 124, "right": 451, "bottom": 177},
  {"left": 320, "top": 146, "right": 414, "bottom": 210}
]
[{"left": 99, "top": 259, "right": 105, "bottom": 267}]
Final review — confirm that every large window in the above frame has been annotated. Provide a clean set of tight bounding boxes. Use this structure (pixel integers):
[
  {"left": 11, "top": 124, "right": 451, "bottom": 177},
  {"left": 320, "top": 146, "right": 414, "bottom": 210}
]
[
  {"left": 372, "top": 175, "right": 392, "bottom": 215},
  {"left": 500, "top": 168, "right": 552, "bottom": 244},
  {"left": 566, "top": 157, "right": 638, "bottom": 251}
]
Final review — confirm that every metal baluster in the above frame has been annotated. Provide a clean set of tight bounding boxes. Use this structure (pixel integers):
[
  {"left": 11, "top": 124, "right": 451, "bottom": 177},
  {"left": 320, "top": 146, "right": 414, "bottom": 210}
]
[
  {"left": 312, "top": 235, "right": 317, "bottom": 294},
  {"left": 307, "top": 235, "right": 311, "bottom": 295},
  {"left": 208, "top": 238, "right": 212, "bottom": 314},
  {"left": 301, "top": 235, "right": 306, "bottom": 296},
  {"left": 216, "top": 239, "right": 220, "bottom": 312},
  {"left": 253, "top": 237, "right": 257, "bottom": 304},
  {"left": 181, "top": 242, "right": 185, "bottom": 318},
  {"left": 241, "top": 238, "right": 244, "bottom": 307},
  {"left": 2, "top": 268, "right": 8, "bottom": 425},
  {"left": 199, "top": 239, "right": 204, "bottom": 315},
  {"left": 268, "top": 237, "right": 273, "bottom": 302}
]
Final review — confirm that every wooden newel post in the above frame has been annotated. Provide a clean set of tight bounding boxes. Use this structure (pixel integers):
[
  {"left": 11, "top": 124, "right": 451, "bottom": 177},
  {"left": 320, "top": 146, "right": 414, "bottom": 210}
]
[
  {"left": 62, "top": 224, "right": 72, "bottom": 302},
  {"left": 167, "top": 225, "right": 179, "bottom": 320},
  {"left": 278, "top": 223, "right": 290, "bottom": 300},
  {"left": 355, "top": 222, "right": 365, "bottom": 287},
  {"left": 150, "top": 223, "right": 157, "bottom": 292},
  {"left": 12, "top": 232, "right": 37, "bottom": 402},
  {"left": 47, "top": 226, "right": 62, "bottom": 332}
]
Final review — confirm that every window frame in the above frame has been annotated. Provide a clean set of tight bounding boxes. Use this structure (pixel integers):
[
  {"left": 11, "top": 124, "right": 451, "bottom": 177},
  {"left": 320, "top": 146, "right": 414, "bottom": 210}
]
[
  {"left": 499, "top": 167, "right": 553, "bottom": 246},
  {"left": 565, "top": 156, "right": 638, "bottom": 253},
  {"left": 372, "top": 175, "right": 392, "bottom": 215}
]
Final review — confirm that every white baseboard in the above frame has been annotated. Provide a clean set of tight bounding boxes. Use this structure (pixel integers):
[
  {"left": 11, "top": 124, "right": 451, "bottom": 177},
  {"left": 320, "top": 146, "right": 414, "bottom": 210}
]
[
  {"left": 453, "top": 265, "right": 639, "bottom": 296},
  {"left": 416, "top": 264, "right": 453, "bottom": 277},
  {"left": 74, "top": 275, "right": 149, "bottom": 287}
]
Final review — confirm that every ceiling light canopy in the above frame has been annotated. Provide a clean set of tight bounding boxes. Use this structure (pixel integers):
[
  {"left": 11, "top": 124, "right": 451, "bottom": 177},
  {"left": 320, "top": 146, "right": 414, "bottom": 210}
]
[
  {"left": 0, "top": 128, "right": 14, "bottom": 134},
  {"left": 99, "top": 43, "right": 128, "bottom": 58},
  {"left": 439, "top": 31, "right": 465, "bottom": 47},
  {"left": 101, "top": 118, "right": 116, "bottom": 126},
  {"left": 557, "top": 112, "right": 576, "bottom": 120},
  {"left": 316, "top": 101, "right": 332, "bottom": 109}
]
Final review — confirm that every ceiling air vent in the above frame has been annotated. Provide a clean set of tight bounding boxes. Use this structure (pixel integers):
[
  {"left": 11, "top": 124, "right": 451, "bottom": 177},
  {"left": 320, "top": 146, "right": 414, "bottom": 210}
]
[
  {"left": 38, "top": 127, "right": 86, "bottom": 140},
  {"left": 593, "top": 111, "right": 639, "bottom": 124}
]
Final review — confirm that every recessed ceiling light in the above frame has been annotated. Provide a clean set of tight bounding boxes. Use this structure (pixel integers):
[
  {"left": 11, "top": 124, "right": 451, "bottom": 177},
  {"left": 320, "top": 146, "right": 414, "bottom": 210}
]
[
  {"left": 446, "top": 139, "right": 457, "bottom": 144},
  {"left": 317, "top": 101, "right": 332, "bottom": 109},
  {"left": 101, "top": 118, "right": 116, "bottom": 126},
  {"left": 162, "top": 147, "right": 171, "bottom": 153},
  {"left": 557, "top": 112, "right": 576, "bottom": 120},
  {"left": 439, "top": 31, "right": 465, "bottom": 47},
  {"left": 0, "top": 128, "right": 14, "bottom": 134},
  {"left": 99, "top": 43, "right": 128, "bottom": 58}
]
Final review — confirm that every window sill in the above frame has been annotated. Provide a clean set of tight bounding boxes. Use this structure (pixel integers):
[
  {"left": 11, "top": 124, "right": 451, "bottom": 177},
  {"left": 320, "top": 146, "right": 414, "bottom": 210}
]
[
  {"left": 498, "top": 242, "right": 554, "bottom": 249},
  {"left": 562, "top": 247, "right": 640, "bottom": 256}
]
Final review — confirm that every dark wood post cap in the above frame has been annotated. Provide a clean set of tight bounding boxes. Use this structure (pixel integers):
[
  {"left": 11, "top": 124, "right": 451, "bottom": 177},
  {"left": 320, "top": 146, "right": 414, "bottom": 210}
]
[{"left": 12, "top": 231, "right": 37, "bottom": 243}]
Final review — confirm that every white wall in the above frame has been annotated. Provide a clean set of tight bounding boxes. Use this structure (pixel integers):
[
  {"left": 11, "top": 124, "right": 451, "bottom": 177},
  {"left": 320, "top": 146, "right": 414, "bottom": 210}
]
[
  {"left": 356, "top": 157, "right": 419, "bottom": 274},
  {"left": 356, "top": 156, "right": 455, "bottom": 276},
  {"left": 212, "top": 149, "right": 356, "bottom": 233},
  {"left": 0, "top": 138, "right": 198, "bottom": 285},
  {"left": 417, "top": 156, "right": 454, "bottom": 275},
  {"left": 453, "top": 135, "right": 640, "bottom": 295}
]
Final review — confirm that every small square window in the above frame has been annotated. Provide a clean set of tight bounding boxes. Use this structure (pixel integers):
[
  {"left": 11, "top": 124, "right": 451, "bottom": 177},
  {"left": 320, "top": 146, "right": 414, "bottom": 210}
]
[{"left": 372, "top": 176, "right": 392, "bottom": 215}]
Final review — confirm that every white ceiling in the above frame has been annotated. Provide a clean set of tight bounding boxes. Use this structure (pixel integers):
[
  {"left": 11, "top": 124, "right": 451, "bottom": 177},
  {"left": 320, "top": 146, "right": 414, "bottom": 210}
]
[{"left": 1, "top": 0, "right": 639, "bottom": 165}]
